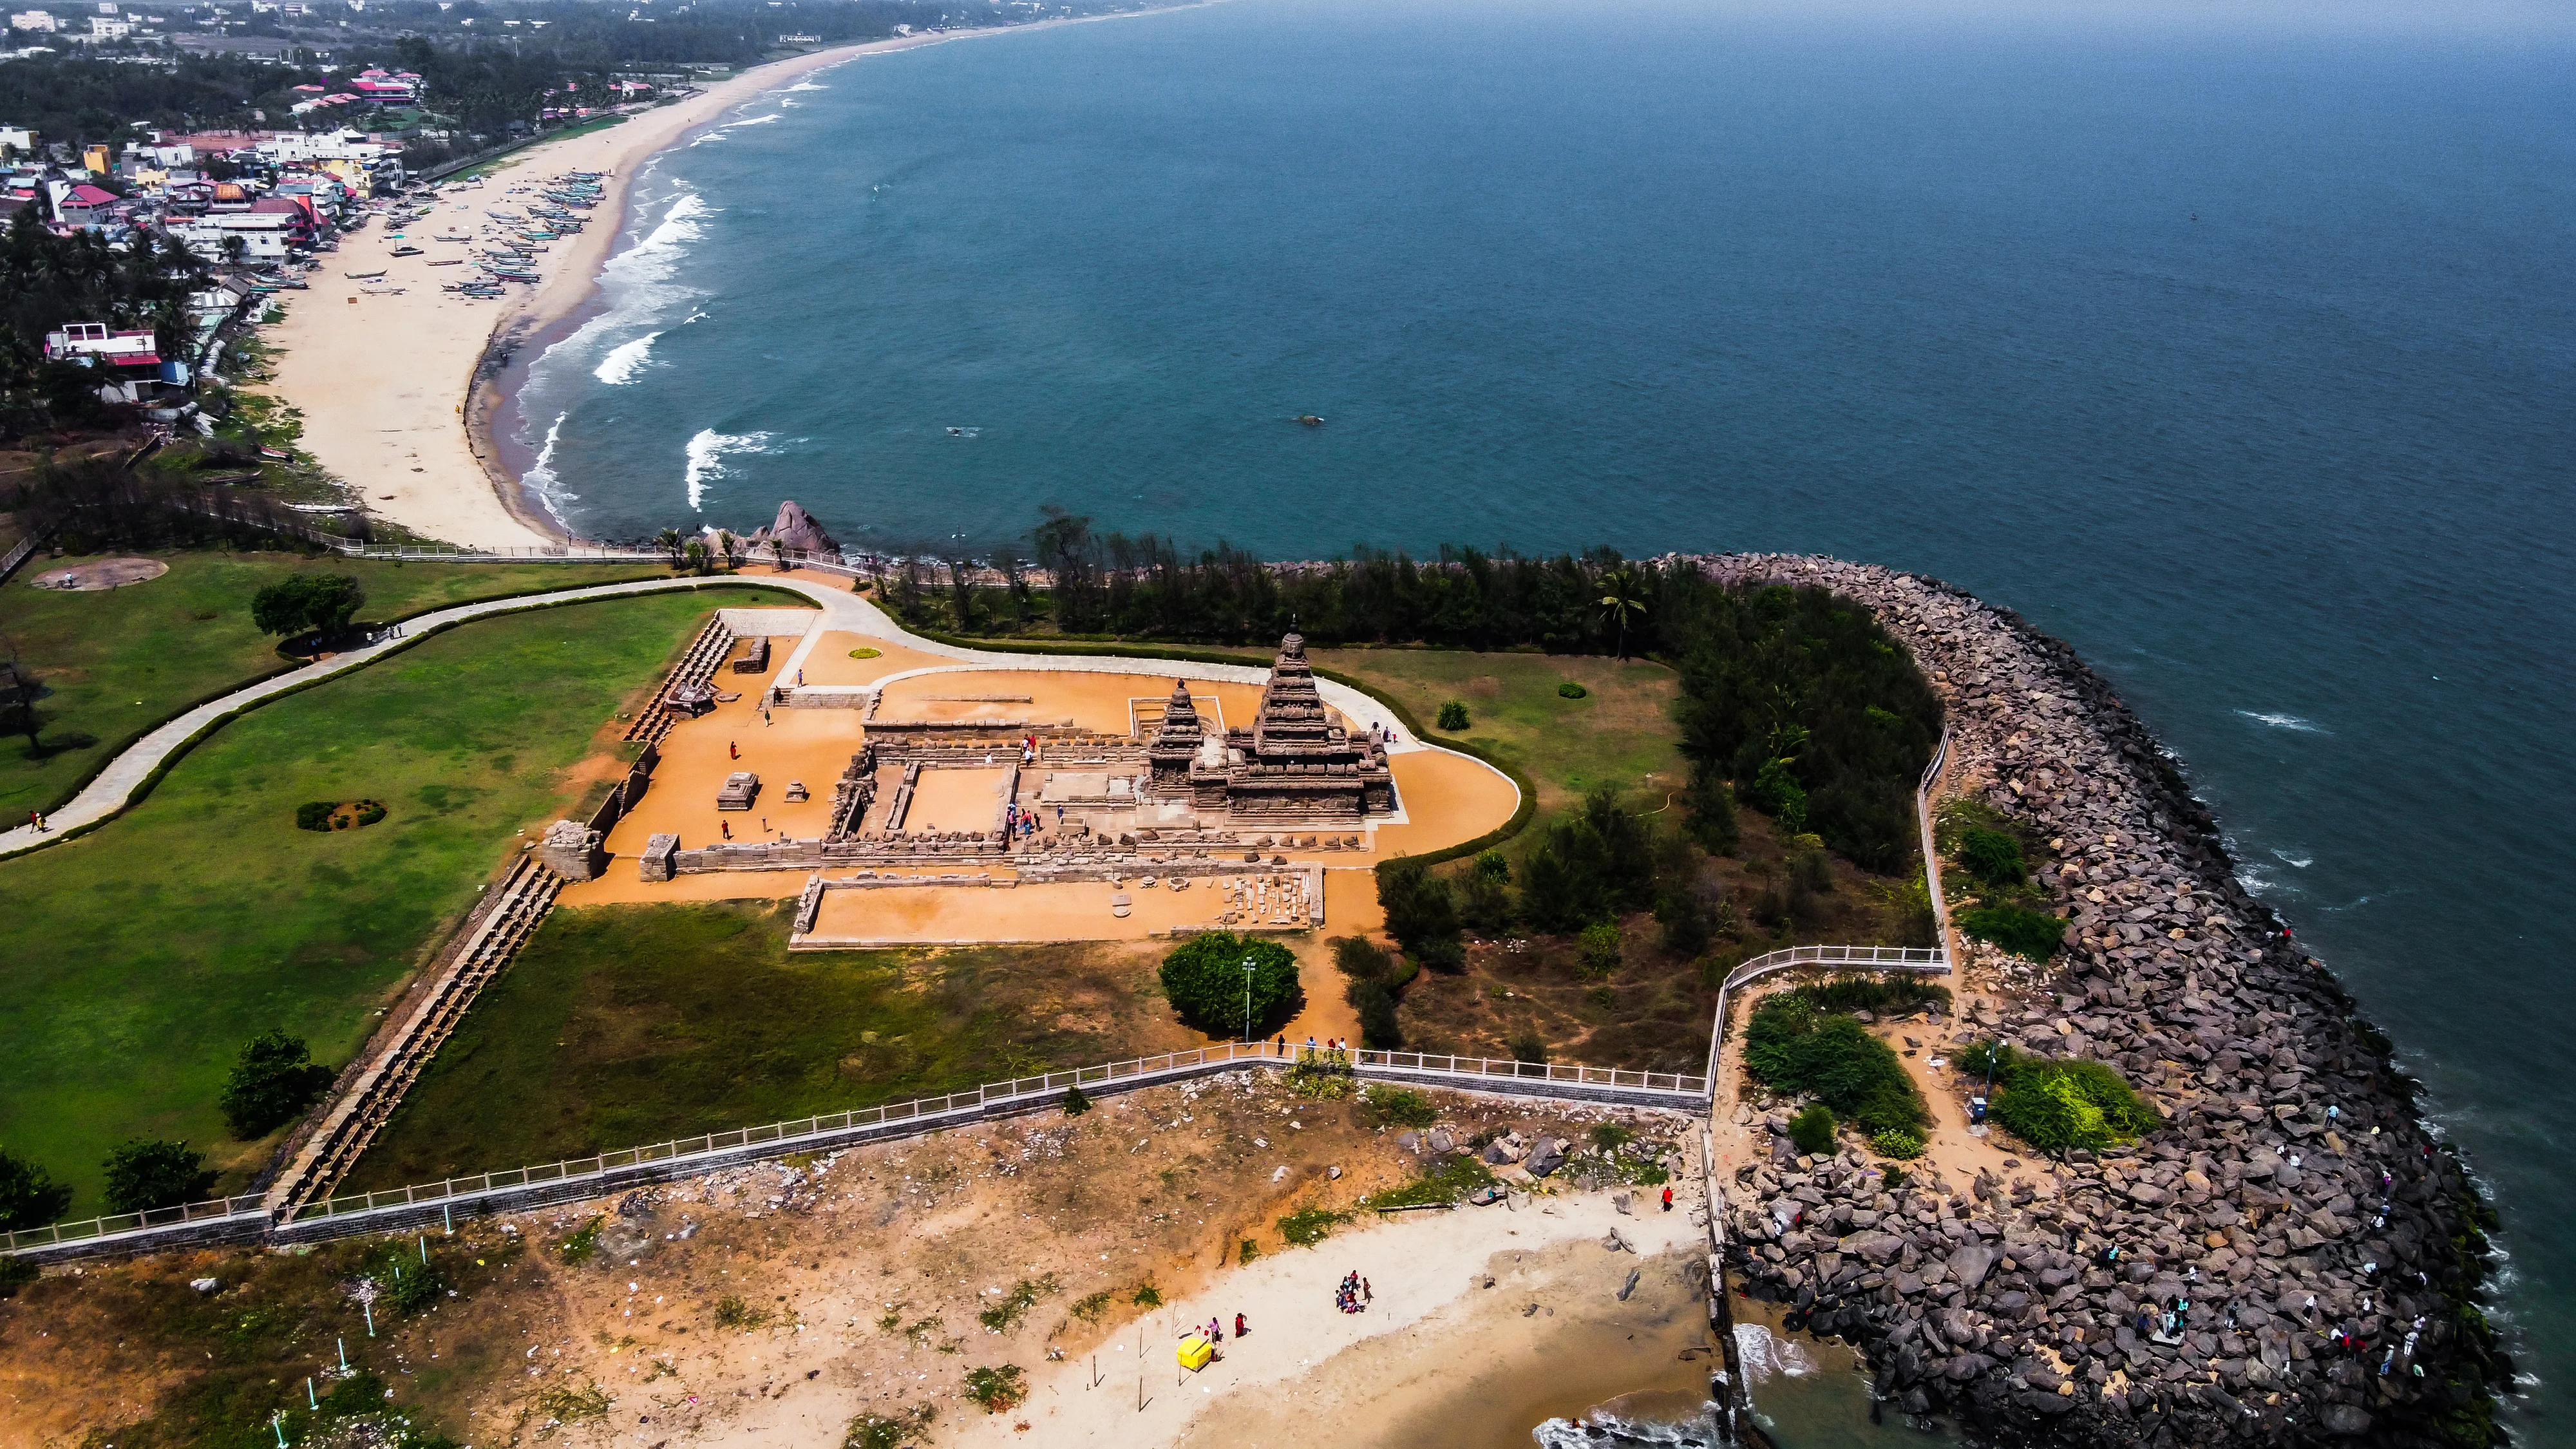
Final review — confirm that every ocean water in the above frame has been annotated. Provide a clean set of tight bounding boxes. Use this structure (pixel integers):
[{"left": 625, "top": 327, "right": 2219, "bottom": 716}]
[{"left": 505, "top": 0, "right": 2576, "bottom": 1430}]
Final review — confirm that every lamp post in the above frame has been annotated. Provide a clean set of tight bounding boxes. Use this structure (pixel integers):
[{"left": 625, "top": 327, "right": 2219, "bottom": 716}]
[{"left": 1241, "top": 958, "right": 1255, "bottom": 1043}]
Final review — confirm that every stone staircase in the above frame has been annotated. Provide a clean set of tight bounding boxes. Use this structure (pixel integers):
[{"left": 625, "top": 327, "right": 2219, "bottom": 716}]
[
  {"left": 623, "top": 618, "right": 736, "bottom": 745},
  {"left": 269, "top": 856, "right": 565, "bottom": 1217}
]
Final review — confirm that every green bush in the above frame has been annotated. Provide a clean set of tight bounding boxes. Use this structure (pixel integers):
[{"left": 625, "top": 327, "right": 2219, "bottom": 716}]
[
  {"left": 251, "top": 573, "right": 365, "bottom": 640},
  {"left": 1061, "top": 1085, "right": 1092, "bottom": 1117},
  {"left": 1871, "top": 1127, "right": 1926, "bottom": 1160},
  {"left": 1277, "top": 1204, "right": 1354, "bottom": 1246},
  {"left": 1436, "top": 700, "right": 1471, "bottom": 731},
  {"left": 844, "top": 1405, "right": 936, "bottom": 1449},
  {"left": 1742, "top": 994, "right": 1926, "bottom": 1134},
  {"left": 1351, "top": 980, "right": 1402, "bottom": 1049},
  {"left": 1361, "top": 1153, "right": 1496, "bottom": 1210},
  {"left": 1376, "top": 858, "right": 1465, "bottom": 972},
  {"left": 976, "top": 1276, "right": 1058, "bottom": 1334},
  {"left": 1683, "top": 769, "right": 1739, "bottom": 855},
  {"left": 558, "top": 1216, "right": 603, "bottom": 1264},
  {"left": 1577, "top": 922, "right": 1622, "bottom": 979},
  {"left": 100, "top": 1139, "right": 216, "bottom": 1214},
  {"left": 1969, "top": 1043, "right": 2162, "bottom": 1153},
  {"left": 1520, "top": 787, "right": 1658, "bottom": 934},
  {"left": 963, "top": 1365, "right": 1026, "bottom": 1414},
  {"left": 1159, "top": 931, "right": 1300, "bottom": 1036},
  {"left": 220, "top": 1027, "right": 336, "bottom": 1138},
  {"left": 0, "top": 1147, "right": 71, "bottom": 1230},
  {"left": 353, "top": 799, "right": 388, "bottom": 826},
  {"left": 1957, "top": 828, "right": 2027, "bottom": 887},
  {"left": 1287, "top": 1055, "right": 1356, "bottom": 1099},
  {"left": 1557, "top": 681, "right": 1587, "bottom": 699},
  {"left": 1475, "top": 849, "right": 1510, "bottom": 882},
  {"left": 0, "top": 1253, "right": 35, "bottom": 1299},
  {"left": 1788, "top": 1104, "right": 1837, "bottom": 1155},
  {"left": 1799, "top": 974, "right": 1951, "bottom": 1019},
  {"left": 1958, "top": 902, "right": 2067, "bottom": 961},
  {"left": 714, "top": 1295, "right": 770, "bottom": 1331},
  {"left": 376, "top": 1254, "right": 448, "bottom": 1316},
  {"left": 1130, "top": 1285, "right": 1162, "bottom": 1308},
  {"left": 294, "top": 800, "right": 336, "bottom": 831},
  {"left": 1655, "top": 886, "right": 1714, "bottom": 958},
  {"left": 1508, "top": 1031, "right": 1548, "bottom": 1065},
  {"left": 1361, "top": 1085, "right": 1438, "bottom": 1129}
]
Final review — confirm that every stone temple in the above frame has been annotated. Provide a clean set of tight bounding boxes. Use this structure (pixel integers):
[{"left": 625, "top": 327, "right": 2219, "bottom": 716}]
[{"left": 1148, "top": 632, "right": 1396, "bottom": 820}]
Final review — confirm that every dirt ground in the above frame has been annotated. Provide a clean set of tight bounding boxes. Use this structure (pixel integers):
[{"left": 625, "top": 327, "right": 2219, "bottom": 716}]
[{"left": 0, "top": 1081, "right": 1704, "bottom": 1449}]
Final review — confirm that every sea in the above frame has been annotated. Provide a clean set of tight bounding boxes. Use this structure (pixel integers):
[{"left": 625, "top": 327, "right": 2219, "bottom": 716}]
[{"left": 500, "top": 0, "right": 2576, "bottom": 1437}]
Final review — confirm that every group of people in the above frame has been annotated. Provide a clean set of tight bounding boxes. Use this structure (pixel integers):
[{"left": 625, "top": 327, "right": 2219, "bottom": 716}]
[
  {"left": 1335, "top": 1271, "right": 1372, "bottom": 1314},
  {"left": 21, "top": 810, "right": 45, "bottom": 833},
  {"left": 1003, "top": 802, "right": 1043, "bottom": 840},
  {"left": 1197, "top": 1313, "right": 1249, "bottom": 1343}
]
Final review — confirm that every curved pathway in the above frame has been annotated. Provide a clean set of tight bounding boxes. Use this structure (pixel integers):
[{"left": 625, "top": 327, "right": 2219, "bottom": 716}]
[{"left": 0, "top": 569, "right": 1459, "bottom": 862}]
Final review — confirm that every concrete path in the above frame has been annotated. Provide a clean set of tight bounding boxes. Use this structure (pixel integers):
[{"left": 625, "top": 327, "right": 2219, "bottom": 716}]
[{"left": 0, "top": 569, "right": 1456, "bottom": 862}]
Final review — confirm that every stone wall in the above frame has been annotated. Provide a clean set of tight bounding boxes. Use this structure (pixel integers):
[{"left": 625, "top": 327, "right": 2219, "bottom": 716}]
[{"left": 1689, "top": 554, "right": 2505, "bottom": 1448}]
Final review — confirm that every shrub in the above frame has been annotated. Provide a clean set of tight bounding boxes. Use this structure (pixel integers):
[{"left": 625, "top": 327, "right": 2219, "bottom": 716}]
[
  {"left": 1557, "top": 681, "right": 1587, "bottom": 699},
  {"left": 1461, "top": 871, "right": 1513, "bottom": 933},
  {"left": 1788, "top": 1104, "right": 1837, "bottom": 1156},
  {"left": 0, "top": 1254, "right": 35, "bottom": 1299},
  {"left": 1333, "top": 935, "right": 1394, "bottom": 982},
  {"left": 1130, "top": 1285, "right": 1162, "bottom": 1308},
  {"left": 714, "top": 1295, "right": 771, "bottom": 1331},
  {"left": 558, "top": 1216, "right": 603, "bottom": 1264},
  {"left": 1799, "top": 975, "right": 1951, "bottom": 1019},
  {"left": 1352, "top": 980, "right": 1401, "bottom": 1050},
  {"left": 1278, "top": 1204, "right": 1352, "bottom": 1246},
  {"left": 250, "top": 573, "right": 365, "bottom": 640},
  {"left": 1656, "top": 886, "right": 1713, "bottom": 958},
  {"left": 1520, "top": 788, "right": 1658, "bottom": 934},
  {"left": 294, "top": 800, "right": 336, "bottom": 831},
  {"left": 1376, "top": 858, "right": 1465, "bottom": 972},
  {"left": 220, "top": 1027, "right": 336, "bottom": 1138},
  {"left": 1361, "top": 1085, "right": 1438, "bottom": 1129},
  {"left": 1968, "top": 1043, "right": 2162, "bottom": 1153},
  {"left": 1436, "top": 700, "right": 1470, "bottom": 731},
  {"left": 353, "top": 800, "right": 387, "bottom": 826},
  {"left": 844, "top": 1405, "right": 936, "bottom": 1449},
  {"left": 100, "top": 1139, "right": 216, "bottom": 1214},
  {"left": 1061, "top": 1085, "right": 1092, "bottom": 1116},
  {"left": 1159, "top": 932, "right": 1300, "bottom": 1036},
  {"left": 976, "top": 1276, "right": 1058, "bottom": 1334},
  {"left": 1683, "top": 769, "right": 1739, "bottom": 855},
  {"left": 1361, "top": 1153, "right": 1495, "bottom": 1210},
  {"left": 1239, "top": 1238, "right": 1260, "bottom": 1264},
  {"left": 1957, "top": 827, "right": 2027, "bottom": 886},
  {"left": 1475, "top": 849, "right": 1510, "bottom": 882},
  {"left": 1958, "top": 903, "right": 2067, "bottom": 961},
  {"left": 1287, "top": 1055, "right": 1356, "bottom": 1099},
  {"left": 377, "top": 1255, "right": 448, "bottom": 1316},
  {"left": 1742, "top": 994, "right": 1927, "bottom": 1134},
  {"left": 1576, "top": 922, "right": 1622, "bottom": 979},
  {"left": 1070, "top": 1290, "right": 1116, "bottom": 1323},
  {"left": 1871, "top": 1127, "right": 1926, "bottom": 1160},
  {"left": 1508, "top": 1031, "right": 1548, "bottom": 1065},
  {"left": 963, "top": 1365, "right": 1027, "bottom": 1414},
  {"left": 0, "top": 1148, "right": 71, "bottom": 1231},
  {"left": 1589, "top": 1124, "right": 1634, "bottom": 1153}
]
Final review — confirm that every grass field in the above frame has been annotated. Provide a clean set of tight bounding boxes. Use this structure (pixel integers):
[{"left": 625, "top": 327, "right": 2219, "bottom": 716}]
[
  {"left": 1310, "top": 647, "right": 1687, "bottom": 821},
  {"left": 0, "top": 549, "right": 666, "bottom": 820},
  {"left": 0, "top": 587, "right": 797, "bottom": 1215},
  {"left": 345, "top": 902, "right": 1195, "bottom": 1190}
]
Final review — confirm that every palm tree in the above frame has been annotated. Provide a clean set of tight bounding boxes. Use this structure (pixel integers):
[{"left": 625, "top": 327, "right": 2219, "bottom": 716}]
[
  {"left": 1598, "top": 565, "right": 1647, "bottom": 661},
  {"left": 714, "top": 529, "right": 739, "bottom": 572},
  {"left": 768, "top": 537, "right": 788, "bottom": 573},
  {"left": 654, "top": 527, "right": 683, "bottom": 571}
]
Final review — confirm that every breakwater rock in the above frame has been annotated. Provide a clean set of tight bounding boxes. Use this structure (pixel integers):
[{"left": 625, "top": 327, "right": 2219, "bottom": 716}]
[{"left": 1687, "top": 554, "right": 2508, "bottom": 1447}]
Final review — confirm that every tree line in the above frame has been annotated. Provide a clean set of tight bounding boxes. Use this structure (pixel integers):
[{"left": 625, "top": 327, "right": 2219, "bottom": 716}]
[{"left": 0, "top": 211, "right": 212, "bottom": 437}]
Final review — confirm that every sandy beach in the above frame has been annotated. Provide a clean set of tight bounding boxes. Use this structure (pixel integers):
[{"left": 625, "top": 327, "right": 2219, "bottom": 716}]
[{"left": 265, "top": 19, "right": 1138, "bottom": 549}]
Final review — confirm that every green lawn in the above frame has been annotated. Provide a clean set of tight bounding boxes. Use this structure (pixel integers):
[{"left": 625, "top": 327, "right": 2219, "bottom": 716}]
[
  {"left": 0, "top": 587, "right": 796, "bottom": 1216},
  {"left": 345, "top": 903, "right": 1190, "bottom": 1191},
  {"left": 0, "top": 550, "right": 667, "bottom": 820},
  {"left": 1310, "top": 648, "right": 1688, "bottom": 819}
]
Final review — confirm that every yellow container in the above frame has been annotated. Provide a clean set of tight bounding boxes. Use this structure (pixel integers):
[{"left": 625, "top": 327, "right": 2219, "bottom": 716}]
[{"left": 1177, "top": 1334, "right": 1214, "bottom": 1371}]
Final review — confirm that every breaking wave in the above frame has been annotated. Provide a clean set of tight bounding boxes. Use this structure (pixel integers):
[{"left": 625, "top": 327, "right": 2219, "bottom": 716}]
[
  {"left": 1734, "top": 1323, "right": 1817, "bottom": 1383},
  {"left": 683, "top": 429, "right": 773, "bottom": 511},
  {"left": 594, "top": 331, "right": 661, "bottom": 384},
  {"left": 1531, "top": 1403, "right": 1723, "bottom": 1448},
  {"left": 2236, "top": 710, "right": 2325, "bottom": 733},
  {"left": 521, "top": 411, "right": 573, "bottom": 509}
]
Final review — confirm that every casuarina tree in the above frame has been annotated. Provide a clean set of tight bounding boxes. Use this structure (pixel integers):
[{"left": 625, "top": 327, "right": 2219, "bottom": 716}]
[{"left": 1159, "top": 931, "right": 1300, "bottom": 1037}]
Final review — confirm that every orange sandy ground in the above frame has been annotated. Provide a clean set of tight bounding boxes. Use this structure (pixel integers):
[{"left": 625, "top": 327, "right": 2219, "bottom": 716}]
[
  {"left": 898, "top": 767, "right": 1012, "bottom": 835},
  {"left": 788, "top": 632, "right": 952, "bottom": 687},
  {"left": 805, "top": 873, "right": 1312, "bottom": 944},
  {"left": 873, "top": 670, "right": 1262, "bottom": 736}
]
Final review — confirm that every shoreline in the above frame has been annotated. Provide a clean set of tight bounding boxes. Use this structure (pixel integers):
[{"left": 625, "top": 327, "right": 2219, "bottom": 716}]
[{"left": 261, "top": 9, "right": 1213, "bottom": 552}]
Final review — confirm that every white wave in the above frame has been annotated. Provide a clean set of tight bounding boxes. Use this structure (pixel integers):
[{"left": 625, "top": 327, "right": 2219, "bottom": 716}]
[
  {"left": 594, "top": 331, "right": 661, "bottom": 384},
  {"left": 683, "top": 429, "right": 773, "bottom": 511},
  {"left": 521, "top": 411, "right": 573, "bottom": 506},
  {"left": 779, "top": 79, "right": 828, "bottom": 92},
  {"left": 1530, "top": 1405, "right": 1723, "bottom": 1448},
  {"left": 2236, "top": 710, "right": 2325, "bottom": 733},
  {"left": 1733, "top": 1323, "right": 1816, "bottom": 1383},
  {"left": 2270, "top": 849, "right": 2313, "bottom": 869},
  {"left": 732, "top": 112, "right": 784, "bottom": 126}
]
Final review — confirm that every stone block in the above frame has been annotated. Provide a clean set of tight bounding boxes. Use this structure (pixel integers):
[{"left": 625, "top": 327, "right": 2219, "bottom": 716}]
[
  {"left": 639, "top": 833, "right": 679, "bottom": 882},
  {"left": 536, "top": 819, "right": 603, "bottom": 882}
]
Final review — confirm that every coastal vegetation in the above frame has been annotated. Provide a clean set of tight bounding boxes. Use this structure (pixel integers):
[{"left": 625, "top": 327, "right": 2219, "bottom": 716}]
[
  {"left": 1157, "top": 931, "right": 1298, "bottom": 1038},
  {"left": 0, "top": 213, "right": 209, "bottom": 438},
  {"left": 1956, "top": 1041, "right": 2161, "bottom": 1154},
  {"left": 345, "top": 903, "right": 1196, "bottom": 1190},
  {"left": 1742, "top": 988, "right": 1929, "bottom": 1138},
  {"left": 0, "top": 589, "right": 784, "bottom": 1214}
]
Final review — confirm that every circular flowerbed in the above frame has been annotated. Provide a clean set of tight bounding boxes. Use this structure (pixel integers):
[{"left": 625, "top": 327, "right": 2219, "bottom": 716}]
[
  {"left": 296, "top": 799, "right": 387, "bottom": 832},
  {"left": 849, "top": 647, "right": 883, "bottom": 659}
]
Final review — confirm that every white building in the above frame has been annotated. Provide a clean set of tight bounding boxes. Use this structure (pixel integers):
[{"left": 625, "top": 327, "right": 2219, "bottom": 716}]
[
  {"left": 0, "top": 124, "right": 33, "bottom": 152},
  {"left": 7, "top": 10, "right": 56, "bottom": 29},
  {"left": 254, "top": 127, "right": 386, "bottom": 164},
  {"left": 86, "top": 14, "right": 128, "bottom": 35},
  {"left": 167, "top": 211, "right": 295, "bottom": 261}
]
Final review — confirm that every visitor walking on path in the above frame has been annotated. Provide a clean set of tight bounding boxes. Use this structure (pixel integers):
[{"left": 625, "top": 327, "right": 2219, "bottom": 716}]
[
  {"left": 1662, "top": 1186, "right": 1674, "bottom": 1211},
  {"left": 1234, "top": 1312, "right": 1247, "bottom": 1338},
  {"left": 730, "top": 741, "right": 739, "bottom": 760}
]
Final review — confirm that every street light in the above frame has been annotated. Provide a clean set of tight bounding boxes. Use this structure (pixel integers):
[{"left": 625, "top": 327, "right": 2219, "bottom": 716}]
[{"left": 1242, "top": 957, "right": 1256, "bottom": 1044}]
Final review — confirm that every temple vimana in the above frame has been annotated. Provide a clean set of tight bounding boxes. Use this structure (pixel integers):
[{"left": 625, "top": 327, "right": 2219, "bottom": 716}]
[{"left": 1146, "top": 632, "right": 1397, "bottom": 820}]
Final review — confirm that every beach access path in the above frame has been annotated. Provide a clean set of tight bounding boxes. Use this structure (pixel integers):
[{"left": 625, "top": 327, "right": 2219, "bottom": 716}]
[{"left": 0, "top": 568, "right": 1446, "bottom": 861}]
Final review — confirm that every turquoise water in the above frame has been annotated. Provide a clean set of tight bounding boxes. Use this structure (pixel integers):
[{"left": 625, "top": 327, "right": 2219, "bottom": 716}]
[{"left": 507, "top": 0, "right": 2576, "bottom": 1430}]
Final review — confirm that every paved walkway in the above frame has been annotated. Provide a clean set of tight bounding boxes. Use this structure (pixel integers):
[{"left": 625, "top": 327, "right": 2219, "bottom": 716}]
[{"left": 0, "top": 570, "right": 1455, "bottom": 861}]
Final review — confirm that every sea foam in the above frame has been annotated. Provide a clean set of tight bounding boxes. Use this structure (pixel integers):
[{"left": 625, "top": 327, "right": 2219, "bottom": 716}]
[
  {"left": 594, "top": 332, "right": 661, "bottom": 385},
  {"left": 684, "top": 429, "right": 773, "bottom": 510}
]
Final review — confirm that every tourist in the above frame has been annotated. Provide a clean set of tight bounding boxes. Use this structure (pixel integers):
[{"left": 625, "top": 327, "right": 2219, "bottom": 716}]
[
  {"left": 1234, "top": 1312, "right": 1247, "bottom": 1338},
  {"left": 1662, "top": 1186, "right": 1674, "bottom": 1212},
  {"left": 730, "top": 741, "right": 739, "bottom": 760},
  {"left": 1362, "top": 1278, "right": 1372, "bottom": 1305},
  {"left": 721, "top": 820, "right": 732, "bottom": 840}
]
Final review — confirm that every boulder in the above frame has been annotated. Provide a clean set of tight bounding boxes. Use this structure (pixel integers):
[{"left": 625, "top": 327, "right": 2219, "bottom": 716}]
[
  {"left": 1525, "top": 1137, "right": 1568, "bottom": 1177},
  {"left": 2320, "top": 1404, "right": 2373, "bottom": 1436},
  {"left": 746, "top": 499, "right": 838, "bottom": 556},
  {"left": 1947, "top": 1242, "right": 1998, "bottom": 1291}
]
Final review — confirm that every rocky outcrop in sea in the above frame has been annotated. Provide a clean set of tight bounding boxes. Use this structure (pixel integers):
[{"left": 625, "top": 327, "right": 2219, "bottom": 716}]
[{"left": 1685, "top": 554, "right": 2510, "bottom": 1447}]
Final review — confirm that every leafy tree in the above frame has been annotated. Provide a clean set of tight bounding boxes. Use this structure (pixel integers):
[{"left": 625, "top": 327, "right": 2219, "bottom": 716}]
[
  {"left": 249, "top": 573, "right": 364, "bottom": 640},
  {"left": 218, "top": 1027, "right": 335, "bottom": 1139},
  {"left": 1744, "top": 993, "right": 1927, "bottom": 1135},
  {"left": 0, "top": 655, "right": 46, "bottom": 756},
  {"left": 1598, "top": 565, "right": 1648, "bottom": 659},
  {"left": 1374, "top": 858, "right": 1464, "bottom": 972},
  {"left": 100, "top": 1139, "right": 216, "bottom": 1214},
  {"left": 1655, "top": 881, "right": 1714, "bottom": 958},
  {"left": 1519, "top": 787, "right": 1657, "bottom": 934},
  {"left": 1577, "top": 922, "right": 1622, "bottom": 979},
  {"left": 0, "top": 1146, "right": 72, "bottom": 1229},
  {"left": 1159, "top": 931, "right": 1298, "bottom": 1037}
]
